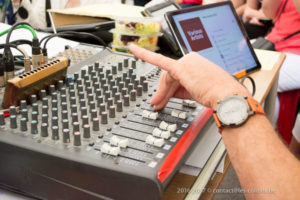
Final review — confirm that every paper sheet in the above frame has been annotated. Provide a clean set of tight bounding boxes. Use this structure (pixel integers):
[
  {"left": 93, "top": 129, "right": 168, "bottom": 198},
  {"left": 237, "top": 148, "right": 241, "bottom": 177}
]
[
  {"left": 254, "top": 49, "right": 282, "bottom": 71},
  {"left": 180, "top": 121, "right": 224, "bottom": 175},
  {"left": 0, "top": 23, "right": 79, "bottom": 58},
  {"left": 50, "top": 3, "right": 144, "bottom": 19}
]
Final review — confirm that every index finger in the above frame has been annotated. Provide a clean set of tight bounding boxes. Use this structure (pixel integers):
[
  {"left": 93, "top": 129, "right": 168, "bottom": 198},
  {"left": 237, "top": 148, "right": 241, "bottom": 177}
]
[{"left": 129, "top": 44, "right": 177, "bottom": 73}]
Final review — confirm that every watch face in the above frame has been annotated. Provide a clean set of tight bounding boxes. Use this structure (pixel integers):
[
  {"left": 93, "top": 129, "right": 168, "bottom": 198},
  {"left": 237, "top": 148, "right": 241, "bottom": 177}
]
[{"left": 217, "top": 96, "right": 250, "bottom": 126}]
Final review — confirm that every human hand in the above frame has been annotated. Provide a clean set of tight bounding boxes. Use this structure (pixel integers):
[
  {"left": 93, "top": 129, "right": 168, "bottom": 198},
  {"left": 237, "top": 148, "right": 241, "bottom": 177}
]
[
  {"left": 129, "top": 44, "right": 250, "bottom": 110},
  {"left": 243, "top": 6, "right": 266, "bottom": 26}
]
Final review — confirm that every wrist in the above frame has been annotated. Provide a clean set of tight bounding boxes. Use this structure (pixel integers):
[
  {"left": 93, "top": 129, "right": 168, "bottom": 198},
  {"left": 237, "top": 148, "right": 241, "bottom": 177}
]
[{"left": 211, "top": 84, "right": 251, "bottom": 110}]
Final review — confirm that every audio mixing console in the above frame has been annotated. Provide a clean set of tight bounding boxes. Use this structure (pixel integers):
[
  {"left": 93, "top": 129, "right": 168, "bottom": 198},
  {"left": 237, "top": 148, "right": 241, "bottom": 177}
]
[{"left": 0, "top": 45, "right": 212, "bottom": 200}]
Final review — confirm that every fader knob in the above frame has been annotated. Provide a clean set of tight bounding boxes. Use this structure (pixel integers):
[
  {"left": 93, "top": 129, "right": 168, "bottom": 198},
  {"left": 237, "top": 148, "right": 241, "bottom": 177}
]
[
  {"left": 101, "top": 112, "right": 108, "bottom": 124},
  {"left": 100, "top": 103, "right": 106, "bottom": 113},
  {"left": 121, "top": 88, "right": 127, "bottom": 97},
  {"left": 63, "top": 129, "right": 70, "bottom": 143},
  {"left": 0, "top": 112, "right": 5, "bottom": 125},
  {"left": 105, "top": 91, "right": 111, "bottom": 101},
  {"left": 128, "top": 68, "right": 133, "bottom": 77},
  {"left": 125, "top": 77, "right": 130, "bottom": 87},
  {"left": 89, "top": 102, "right": 96, "bottom": 112},
  {"left": 60, "top": 94, "right": 67, "bottom": 102},
  {"left": 124, "top": 58, "right": 129, "bottom": 67},
  {"left": 52, "top": 126, "right": 59, "bottom": 140},
  {"left": 73, "top": 131, "right": 81, "bottom": 146},
  {"left": 130, "top": 90, "right": 137, "bottom": 101},
  {"left": 77, "top": 85, "right": 84, "bottom": 93},
  {"left": 76, "top": 78, "right": 83, "bottom": 85},
  {"left": 61, "top": 102, "right": 67, "bottom": 110},
  {"left": 41, "top": 123, "right": 48, "bottom": 137},
  {"left": 131, "top": 60, "right": 136, "bottom": 69},
  {"left": 92, "top": 117, "right": 100, "bottom": 131},
  {"left": 42, "top": 97, "right": 48, "bottom": 106},
  {"left": 20, "top": 118, "right": 27, "bottom": 131},
  {"left": 111, "top": 86, "right": 118, "bottom": 97},
  {"left": 128, "top": 83, "right": 134, "bottom": 92},
  {"left": 109, "top": 106, "right": 116, "bottom": 118},
  {"left": 116, "top": 100, "right": 123, "bottom": 112},
  {"left": 143, "top": 81, "right": 148, "bottom": 92},
  {"left": 131, "top": 73, "right": 137, "bottom": 82},
  {"left": 107, "top": 98, "right": 113, "bottom": 108},
  {"left": 91, "top": 109, "right": 97, "bottom": 120},
  {"left": 118, "top": 82, "right": 125, "bottom": 91},
  {"left": 88, "top": 93, "right": 94, "bottom": 102},
  {"left": 57, "top": 80, "right": 64, "bottom": 91},
  {"left": 52, "top": 116, "right": 58, "bottom": 127},
  {"left": 52, "top": 107, "right": 58, "bottom": 116},
  {"left": 21, "top": 109, "right": 28, "bottom": 120},
  {"left": 118, "top": 62, "right": 122, "bottom": 71},
  {"left": 20, "top": 100, "right": 27, "bottom": 110},
  {"left": 42, "top": 105, "right": 48, "bottom": 114},
  {"left": 62, "top": 119, "right": 69, "bottom": 129},
  {"left": 94, "top": 61, "right": 99, "bottom": 70},
  {"left": 9, "top": 106, "right": 16, "bottom": 115},
  {"left": 140, "top": 75, "right": 146, "bottom": 84},
  {"left": 124, "top": 95, "right": 130, "bottom": 107},
  {"left": 116, "top": 75, "right": 122, "bottom": 83},
  {"left": 39, "top": 90, "right": 47, "bottom": 99},
  {"left": 42, "top": 113, "right": 48, "bottom": 124},
  {"left": 83, "top": 124, "right": 91, "bottom": 138},
  {"left": 81, "top": 107, "right": 88, "bottom": 116},
  {"left": 32, "top": 111, "right": 38, "bottom": 121},
  {"left": 122, "top": 72, "right": 127, "bottom": 80},
  {"left": 31, "top": 120, "right": 38, "bottom": 135},
  {"left": 62, "top": 110, "right": 68, "bottom": 119},
  {"left": 71, "top": 104, "right": 77, "bottom": 113},
  {"left": 112, "top": 65, "right": 117, "bottom": 74},
  {"left": 82, "top": 115, "right": 89, "bottom": 125},
  {"left": 72, "top": 113, "right": 78, "bottom": 123},
  {"left": 86, "top": 87, "right": 93, "bottom": 94},
  {"left": 114, "top": 93, "right": 121, "bottom": 103},
  {"left": 137, "top": 85, "right": 143, "bottom": 96},
  {"left": 49, "top": 85, "right": 55, "bottom": 94},
  {"left": 73, "top": 122, "right": 80, "bottom": 132},
  {"left": 95, "top": 88, "right": 102, "bottom": 97},
  {"left": 97, "top": 96, "right": 104, "bottom": 107},
  {"left": 51, "top": 99, "right": 58, "bottom": 108},
  {"left": 32, "top": 103, "right": 39, "bottom": 113},
  {"left": 80, "top": 99, "right": 86, "bottom": 107},
  {"left": 30, "top": 94, "right": 37, "bottom": 104}
]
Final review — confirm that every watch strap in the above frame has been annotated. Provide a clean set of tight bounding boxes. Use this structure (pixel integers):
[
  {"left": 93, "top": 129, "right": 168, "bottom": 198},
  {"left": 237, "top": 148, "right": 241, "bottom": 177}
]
[{"left": 246, "top": 97, "right": 265, "bottom": 114}]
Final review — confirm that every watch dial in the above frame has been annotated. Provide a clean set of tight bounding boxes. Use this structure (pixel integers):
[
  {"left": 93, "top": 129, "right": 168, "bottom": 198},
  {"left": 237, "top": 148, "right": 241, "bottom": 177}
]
[{"left": 217, "top": 97, "right": 249, "bottom": 126}]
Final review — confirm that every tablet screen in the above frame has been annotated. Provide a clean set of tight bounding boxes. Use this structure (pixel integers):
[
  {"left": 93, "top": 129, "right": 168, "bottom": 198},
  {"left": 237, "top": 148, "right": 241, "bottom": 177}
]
[{"left": 166, "top": 2, "right": 260, "bottom": 74}]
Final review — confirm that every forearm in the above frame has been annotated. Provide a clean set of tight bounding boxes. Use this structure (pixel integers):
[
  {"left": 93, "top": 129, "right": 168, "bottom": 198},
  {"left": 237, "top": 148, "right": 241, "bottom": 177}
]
[
  {"left": 236, "top": 4, "right": 246, "bottom": 16},
  {"left": 262, "top": 0, "right": 281, "bottom": 19},
  {"left": 231, "top": 0, "right": 246, "bottom": 8},
  {"left": 246, "top": 0, "right": 260, "bottom": 9},
  {"left": 222, "top": 115, "right": 300, "bottom": 199}
]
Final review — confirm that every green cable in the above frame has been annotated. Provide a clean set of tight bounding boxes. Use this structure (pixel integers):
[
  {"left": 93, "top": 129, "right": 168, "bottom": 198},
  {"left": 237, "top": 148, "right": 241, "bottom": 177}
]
[{"left": 0, "top": 24, "right": 37, "bottom": 38}]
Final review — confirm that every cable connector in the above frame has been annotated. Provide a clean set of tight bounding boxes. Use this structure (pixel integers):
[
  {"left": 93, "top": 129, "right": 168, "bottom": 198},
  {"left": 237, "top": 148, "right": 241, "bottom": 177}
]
[
  {"left": 3, "top": 45, "right": 15, "bottom": 83},
  {"left": 31, "top": 38, "right": 41, "bottom": 69},
  {"left": 42, "top": 48, "right": 48, "bottom": 64},
  {"left": 0, "top": 55, "right": 4, "bottom": 87}
]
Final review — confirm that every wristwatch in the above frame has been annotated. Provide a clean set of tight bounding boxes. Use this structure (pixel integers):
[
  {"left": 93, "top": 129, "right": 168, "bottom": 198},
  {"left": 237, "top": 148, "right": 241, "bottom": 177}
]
[{"left": 213, "top": 95, "right": 265, "bottom": 133}]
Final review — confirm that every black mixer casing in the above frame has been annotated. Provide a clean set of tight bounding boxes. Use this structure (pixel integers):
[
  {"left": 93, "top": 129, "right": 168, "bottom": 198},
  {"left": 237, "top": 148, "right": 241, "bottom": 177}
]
[{"left": 0, "top": 46, "right": 213, "bottom": 200}]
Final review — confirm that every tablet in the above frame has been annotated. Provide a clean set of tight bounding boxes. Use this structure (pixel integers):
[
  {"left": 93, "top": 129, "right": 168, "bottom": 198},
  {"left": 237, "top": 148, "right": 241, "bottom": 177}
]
[{"left": 165, "top": 1, "right": 261, "bottom": 75}]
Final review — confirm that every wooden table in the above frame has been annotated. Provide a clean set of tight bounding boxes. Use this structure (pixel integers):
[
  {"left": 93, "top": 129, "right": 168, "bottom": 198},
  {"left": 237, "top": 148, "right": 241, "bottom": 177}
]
[{"left": 162, "top": 49, "right": 286, "bottom": 200}]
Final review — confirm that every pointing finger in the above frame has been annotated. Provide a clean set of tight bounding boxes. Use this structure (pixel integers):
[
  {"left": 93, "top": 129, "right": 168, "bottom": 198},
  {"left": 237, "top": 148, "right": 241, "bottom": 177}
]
[{"left": 129, "top": 44, "right": 177, "bottom": 74}]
